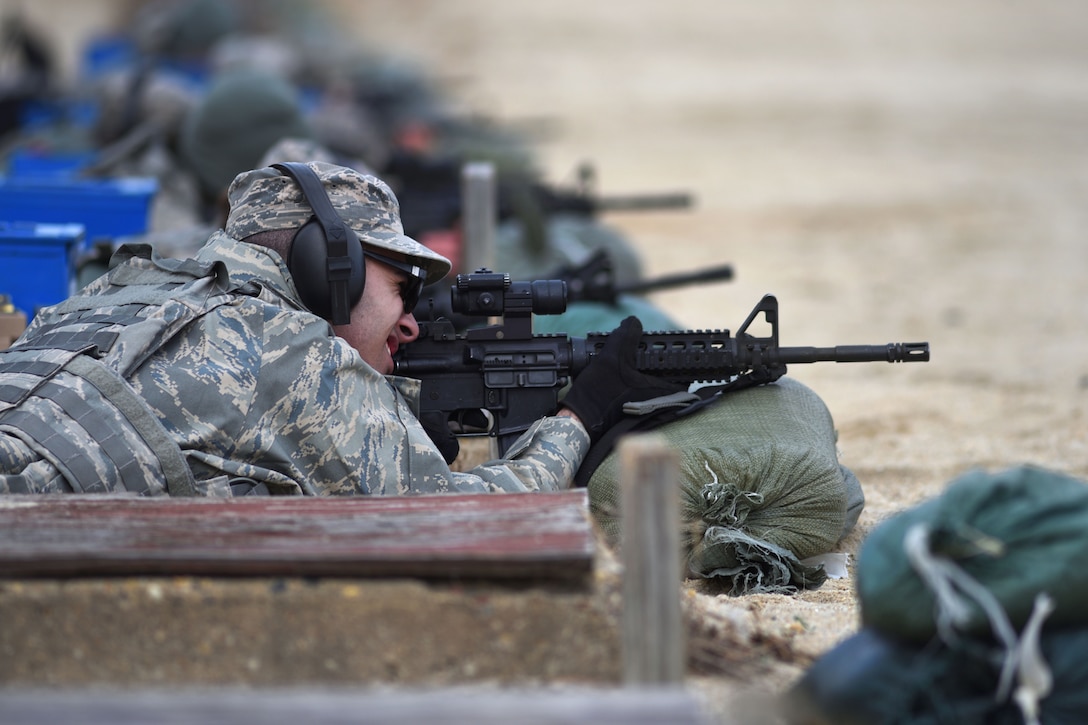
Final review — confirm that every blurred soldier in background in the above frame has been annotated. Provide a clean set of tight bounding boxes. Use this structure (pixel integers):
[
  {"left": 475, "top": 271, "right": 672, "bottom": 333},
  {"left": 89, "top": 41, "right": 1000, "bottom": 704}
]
[
  {"left": 1, "top": 0, "right": 685, "bottom": 336},
  {"left": 75, "top": 66, "right": 319, "bottom": 282},
  {"left": 0, "top": 10, "right": 56, "bottom": 140}
]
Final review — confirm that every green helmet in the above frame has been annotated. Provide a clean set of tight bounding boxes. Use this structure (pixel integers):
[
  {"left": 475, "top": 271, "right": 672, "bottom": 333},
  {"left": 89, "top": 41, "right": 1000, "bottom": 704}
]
[{"left": 179, "top": 68, "right": 313, "bottom": 199}]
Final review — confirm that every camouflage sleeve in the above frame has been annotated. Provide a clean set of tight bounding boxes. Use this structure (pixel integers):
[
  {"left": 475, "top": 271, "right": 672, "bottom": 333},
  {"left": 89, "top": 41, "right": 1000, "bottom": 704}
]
[
  {"left": 454, "top": 415, "right": 591, "bottom": 493},
  {"left": 138, "top": 284, "right": 589, "bottom": 496},
  {"left": 387, "top": 377, "right": 590, "bottom": 494},
  {"left": 297, "top": 358, "right": 589, "bottom": 494}
]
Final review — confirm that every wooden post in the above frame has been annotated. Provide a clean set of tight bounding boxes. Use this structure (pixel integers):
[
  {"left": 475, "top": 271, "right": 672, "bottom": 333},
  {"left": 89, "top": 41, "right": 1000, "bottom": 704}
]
[
  {"left": 460, "top": 161, "right": 496, "bottom": 273},
  {"left": 619, "top": 434, "right": 685, "bottom": 684}
]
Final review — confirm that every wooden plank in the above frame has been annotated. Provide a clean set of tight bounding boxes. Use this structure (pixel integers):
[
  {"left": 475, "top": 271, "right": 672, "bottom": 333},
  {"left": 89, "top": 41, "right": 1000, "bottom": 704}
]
[
  {"left": 0, "top": 490, "right": 594, "bottom": 582},
  {"left": 620, "top": 435, "right": 686, "bottom": 685},
  {"left": 0, "top": 687, "right": 712, "bottom": 725}
]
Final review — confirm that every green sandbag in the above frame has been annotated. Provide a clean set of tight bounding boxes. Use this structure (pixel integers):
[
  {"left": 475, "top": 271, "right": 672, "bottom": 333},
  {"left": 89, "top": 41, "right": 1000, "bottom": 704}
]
[
  {"left": 857, "top": 465, "right": 1088, "bottom": 643},
  {"left": 588, "top": 376, "right": 863, "bottom": 594}
]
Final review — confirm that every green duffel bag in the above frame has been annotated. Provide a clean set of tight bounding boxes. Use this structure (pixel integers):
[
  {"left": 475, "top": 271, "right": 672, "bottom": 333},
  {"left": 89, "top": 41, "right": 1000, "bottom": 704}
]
[
  {"left": 788, "top": 620, "right": 1088, "bottom": 725},
  {"left": 857, "top": 465, "right": 1088, "bottom": 643},
  {"left": 587, "top": 376, "right": 863, "bottom": 595}
]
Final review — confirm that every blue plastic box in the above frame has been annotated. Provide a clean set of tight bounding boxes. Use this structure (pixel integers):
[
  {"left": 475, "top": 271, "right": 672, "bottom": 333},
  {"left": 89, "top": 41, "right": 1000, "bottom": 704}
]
[
  {"left": 0, "top": 176, "right": 157, "bottom": 247},
  {"left": 5, "top": 149, "right": 97, "bottom": 178},
  {"left": 0, "top": 222, "right": 85, "bottom": 317}
]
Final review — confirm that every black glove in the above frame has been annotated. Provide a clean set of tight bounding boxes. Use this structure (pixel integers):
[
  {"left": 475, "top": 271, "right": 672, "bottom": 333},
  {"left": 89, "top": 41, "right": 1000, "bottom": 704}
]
[
  {"left": 420, "top": 411, "right": 460, "bottom": 464},
  {"left": 561, "top": 316, "right": 686, "bottom": 443}
]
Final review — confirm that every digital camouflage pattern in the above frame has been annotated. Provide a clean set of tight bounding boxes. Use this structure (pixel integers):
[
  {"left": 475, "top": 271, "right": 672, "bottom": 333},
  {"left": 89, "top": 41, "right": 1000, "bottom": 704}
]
[
  {"left": 226, "top": 161, "right": 451, "bottom": 284},
  {"left": 258, "top": 137, "right": 341, "bottom": 170},
  {"left": 0, "top": 233, "right": 588, "bottom": 496}
]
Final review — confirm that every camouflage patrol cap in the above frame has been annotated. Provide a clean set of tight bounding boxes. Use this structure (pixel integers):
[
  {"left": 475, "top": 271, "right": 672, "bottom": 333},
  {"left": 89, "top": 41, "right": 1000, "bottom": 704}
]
[
  {"left": 257, "top": 137, "right": 339, "bottom": 169},
  {"left": 225, "top": 161, "right": 451, "bottom": 284}
]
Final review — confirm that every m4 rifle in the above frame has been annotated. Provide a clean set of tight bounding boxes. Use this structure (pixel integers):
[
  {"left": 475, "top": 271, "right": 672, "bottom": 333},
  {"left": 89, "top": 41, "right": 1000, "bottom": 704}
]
[
  {"left": 387, "top": 154, "right": 695, "bottom": 239},
  {"left": 394, "top": 270, "right": 930, "bottom": 456}
]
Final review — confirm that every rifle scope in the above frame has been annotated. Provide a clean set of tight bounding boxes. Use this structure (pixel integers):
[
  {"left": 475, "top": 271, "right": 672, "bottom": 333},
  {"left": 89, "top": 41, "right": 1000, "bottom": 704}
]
[{"left": 450, "top": 271, "right": 567, "bottom": 318}]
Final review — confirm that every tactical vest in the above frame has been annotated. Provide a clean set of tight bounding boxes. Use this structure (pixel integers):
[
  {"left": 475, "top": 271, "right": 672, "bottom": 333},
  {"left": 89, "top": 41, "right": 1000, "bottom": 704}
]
[{"left": 0, "top": 247, "right": 251, "bottom": 496}]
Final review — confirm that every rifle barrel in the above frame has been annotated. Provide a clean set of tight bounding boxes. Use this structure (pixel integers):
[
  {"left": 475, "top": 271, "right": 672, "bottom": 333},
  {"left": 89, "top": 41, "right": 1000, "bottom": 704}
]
[
  {"left": 778, "top": 343, "right": 930, "bottom": 364},
  {"left": 580, "top": 331, "right": 930, "bottom": 379},
  {"left": 617, "top": 263, "right": 734, "bottom": 296},
  {"left": 595, "top": 192, "right": 694, "bottom": 212}
]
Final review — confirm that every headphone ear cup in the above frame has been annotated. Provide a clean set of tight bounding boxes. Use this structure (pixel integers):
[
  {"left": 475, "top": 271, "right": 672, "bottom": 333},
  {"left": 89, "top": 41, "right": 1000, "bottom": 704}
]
[{"left": 288, "top": 216, "right": 366, "bottom": 321}]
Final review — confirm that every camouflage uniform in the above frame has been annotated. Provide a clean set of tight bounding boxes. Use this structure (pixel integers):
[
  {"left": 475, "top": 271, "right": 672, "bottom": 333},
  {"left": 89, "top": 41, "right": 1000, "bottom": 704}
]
[{"left": 0, "top": 163, "right": 589, "bottom": 496}]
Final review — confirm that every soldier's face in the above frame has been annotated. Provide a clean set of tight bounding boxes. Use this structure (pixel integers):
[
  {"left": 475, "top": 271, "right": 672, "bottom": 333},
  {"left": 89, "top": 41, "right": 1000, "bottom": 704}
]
[{"left": 333, "top": 258, "right": 419, "bottom": 374}]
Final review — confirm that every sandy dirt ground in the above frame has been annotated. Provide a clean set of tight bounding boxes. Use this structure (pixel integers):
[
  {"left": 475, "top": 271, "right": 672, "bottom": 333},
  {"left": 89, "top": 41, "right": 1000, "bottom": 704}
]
[
  {"left": 20, "top": 0, "right": 1088, "bottom": 720},
  {"left": 334, "top": 1, "right": 1088, "bottom": 717}
]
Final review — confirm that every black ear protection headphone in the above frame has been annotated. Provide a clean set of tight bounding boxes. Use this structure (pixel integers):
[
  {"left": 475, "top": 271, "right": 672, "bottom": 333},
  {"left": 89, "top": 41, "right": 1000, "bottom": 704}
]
[{"left": 271, "top": 162, "right": 364, "bottom": 326}]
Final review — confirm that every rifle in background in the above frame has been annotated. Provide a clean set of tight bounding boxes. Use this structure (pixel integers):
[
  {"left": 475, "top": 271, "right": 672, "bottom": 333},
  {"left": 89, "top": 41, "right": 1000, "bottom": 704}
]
[{"left": 413, "top": 249, "right": 734, "bottom": 327}]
